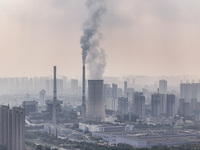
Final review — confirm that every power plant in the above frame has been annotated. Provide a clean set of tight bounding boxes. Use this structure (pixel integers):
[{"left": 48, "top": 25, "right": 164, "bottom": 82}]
[
  {"left": 52, "top": 66, "right": 57, "bottom": 125},
  {"left": 86, "top": 80, "right": 105, "bottom": 122}
]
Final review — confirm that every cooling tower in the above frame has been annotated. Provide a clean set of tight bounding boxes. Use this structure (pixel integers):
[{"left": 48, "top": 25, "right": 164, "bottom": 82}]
[{"left": 86, "top": 80, "right": 105, "bottom": 122}]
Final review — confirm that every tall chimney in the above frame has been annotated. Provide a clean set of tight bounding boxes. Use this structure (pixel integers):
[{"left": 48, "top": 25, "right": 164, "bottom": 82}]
[
  {"left": 52, "top": 66, "right": 57, "bottom": 125},
  {"left": 81, "top": 65, "right": 86, "bottom": 122}
]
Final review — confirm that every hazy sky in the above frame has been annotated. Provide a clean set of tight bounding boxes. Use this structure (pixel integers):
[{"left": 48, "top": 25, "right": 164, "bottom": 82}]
[{"left": 1, "top": 0, "right": 200, "bottom": 77}]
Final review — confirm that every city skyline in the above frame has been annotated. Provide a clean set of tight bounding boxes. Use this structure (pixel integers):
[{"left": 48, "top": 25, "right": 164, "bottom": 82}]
[{"left": 1, "top": 0, "right": 200, "bottom": 77}]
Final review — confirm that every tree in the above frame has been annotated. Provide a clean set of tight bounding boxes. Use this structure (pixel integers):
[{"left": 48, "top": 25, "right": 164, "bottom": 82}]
[
  {"left": 35, "top": 145, "right": 43, "bottom": 150},
  {"left": 44, "top": 146, "right": 51, "bottom": 150}
]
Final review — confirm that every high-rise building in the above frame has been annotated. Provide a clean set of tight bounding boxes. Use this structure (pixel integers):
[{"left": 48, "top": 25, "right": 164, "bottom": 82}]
[
  {"left": 194, "top": 102, "right": 200, "bottom": 120},
  {"left": 0, "top": 105, "right": 25, "bottom": 150},
  {"left": 111, "top": 83, "right": 118, "bottom": 111},
  {"left": 104, "top": 84, "right": 111, "bottom": 99},
  {"left": 191, "top": 98, "right": 197, "bottom": 114},
  {"left": 86, "top": 80, "right": 105, "bottom": 122},
  {"left": 182, "top": 102, "right": 190, "bottom": 117},
  {"left": 71, "top": 79, "right": 78, "bottom": 95},
  {"left": 118, "top": 97, "right": 129, "bottom": 115},
  {"left": 178, "top": 98, "right": 185, "bottom": 115},
  {"left": 166, "top": 94, "right": 176, "bottom": 117},
  {"left": 132, "top": 92, "right": 145, "bottom": 116},
  {"left": 124, "top": 81, "right": 127, "bottom": 97},
  {"left": 151, "top": 93, "right": 161, "bottom": 117},
  {"left": 117, "top": 88, "right": 123, "bottom": 97},
  {"left": 180, "top": 83, "right": 200, "bottom": 102},
  {"left": 160, "top": 94, "right": 167, "bottom": 115},
  {"left": 57, "top": 79, "right": 63, "bottom": 94},
  {"left": 127, "top": 88, "right": 134, "bottom": 101},
  {"left": 112, "top": 83, "right": 118, "bottom": 99},
  {"left": 159, "top": 79, "right": 167, "bottom": 94}
]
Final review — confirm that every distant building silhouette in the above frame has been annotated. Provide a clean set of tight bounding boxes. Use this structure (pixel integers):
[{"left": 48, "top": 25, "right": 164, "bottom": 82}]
[
  {"left": 118, "top": 97, "right": 129, "bottom": 115},
  {"left": 71, "top": 79, "right": 78, "bottom": 95},
  {"left": 166, "top": 94, "right": 176, "bottom": 117},
  {"left": 159, "top": 79, "right": 167, "bottom": 94},
  {"left": 124, "top": 81, "right": 127, "bottom": 97},
  {"left": 132, "top": 92, "right": 145, "bottom": 116},
  {"left": 0, "top": 105, "right": 25, "bottom": 150},
  {"left": 151, "top": 93, "right": 161, "bottom": 117},
  {"left": 180, "top": 83, "right": 200, "bottom": 102}
]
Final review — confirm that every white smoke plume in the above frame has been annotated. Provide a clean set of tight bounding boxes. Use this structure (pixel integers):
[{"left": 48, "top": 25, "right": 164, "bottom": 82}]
[{"left": 80, "top": 0, "right": 106, "bottom": 79}]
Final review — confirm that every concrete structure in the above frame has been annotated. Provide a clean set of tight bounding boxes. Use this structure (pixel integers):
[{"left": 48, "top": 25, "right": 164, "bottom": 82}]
[
  {"left": 22, "top": 100, "right": 38, "bottom": 116},
  {"left": 112, "top": 83, "right": 118, "bottom": 99},
  {"left": 124, "top": 81, "right": 127, "bottom": 97},
  {"left": 71, "top": 79, "right": 78, "bottom": 95},
  {"left": 39, "top": 89, "right": 46, "bottom": 105},
  {"left": 191, "top": 98, "right": 197, "bottom": 114},
  {"left": 159, "top": 79, "right": 167, "bottom": 94},
  {"left": 151, "top": 93, "right": 161, "bottom": 117},
  {"left": 86, "top": 80, "right": 105, "bottom": 122},
  {"left": 0, "top": 105, "right": 25, "bottom": 150},
  {"left": 44, "top": 124, "right": 72, "bottom": 137},
  {"left": 180, "top": 83, "right": 200, "bottom": 102},
  {"left": 160, "top": 94, "right": 167, "bottom": 115},
  {"left": 79, "top": 123, "right": 133, "bottom": 133},
  {"left": 151, "top": 93, "right": 167, "bottom": 117},
  {"left": 81, "top": 65, "right": 86, "bottom": 122},
  {"left": 117, "top": 88, "right": 123, "bottom": 97},
  {"left": 194, "top": 102, "right": 200, "bottom": 120},
  {"left": 52, "top": 66, "right": 57, "bottom": 125},
  {"left": 178, "top": 98, "right": 185, "bottom": 115},
  {"left": 118, "top": 97, "right": 129, "bottom": 115},
  {"left": 92, "top": 130, "right": 200, "bottom": 148},
  {"left": 43, "top": 99, "right": 63, "bottom": 120},
  {"left": 166, "top": 94, "right": 176, "bottom": 117},
  {"left": 183, "top": 102, "right": 190, "bottom": 117},
  {"left": 132, "top": 92, "right": 145, "bottom": 116}
]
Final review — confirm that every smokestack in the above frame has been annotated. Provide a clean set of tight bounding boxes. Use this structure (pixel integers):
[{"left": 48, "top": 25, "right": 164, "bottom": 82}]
[
  {"left": 52, "top": 66, "right": 57, "bottom": 125},
  {"left": 81, "top": 65, "right": 86, "bottom": 122}
]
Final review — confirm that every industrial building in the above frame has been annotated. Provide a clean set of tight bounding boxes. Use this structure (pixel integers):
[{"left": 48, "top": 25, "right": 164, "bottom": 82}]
[
  {"left": 44, "top": 124, "right": 72, "bottom": 137},
  {"left": 22, "top": 100, "right": 38, "bottom": 116},
  {"left": 92, "top": 130, "right": 200, "bottom": 148},
  {"left": 79, "top": 122, "right": 133, "bottom": 133},
  {"left": 86, "top": 80, "right": 105, "bottom": 122},
  {"left": 42, "top": 66, "right": 63, "bottom": 122},
  {"left": 0, "top": 105, "right": 25, "bottom": 150}
]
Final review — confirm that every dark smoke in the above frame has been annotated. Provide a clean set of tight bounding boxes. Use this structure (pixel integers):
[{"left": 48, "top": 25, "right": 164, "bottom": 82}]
[{"left": 80, "top": 0, "right": 106, "bottom": 79}]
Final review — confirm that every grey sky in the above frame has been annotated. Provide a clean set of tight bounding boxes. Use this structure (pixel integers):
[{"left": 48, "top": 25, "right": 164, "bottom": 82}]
[{"left": 1, "top": 0, "right": 200, "bottom": 77}]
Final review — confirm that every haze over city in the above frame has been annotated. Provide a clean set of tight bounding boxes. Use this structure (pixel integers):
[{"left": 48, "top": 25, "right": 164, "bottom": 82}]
[
  {"left": 1, "top": 0, "right": 200, "bottom": 77},
  {"left": 2, "top": 1, "right": 200, "bottom": 150}
]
